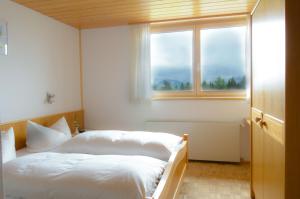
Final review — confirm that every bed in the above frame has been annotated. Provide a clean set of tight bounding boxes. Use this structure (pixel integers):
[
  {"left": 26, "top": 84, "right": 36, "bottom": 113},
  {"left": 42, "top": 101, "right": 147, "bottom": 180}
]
[{"left": 0, "top": 110, "right": 188, "bottom": 199}]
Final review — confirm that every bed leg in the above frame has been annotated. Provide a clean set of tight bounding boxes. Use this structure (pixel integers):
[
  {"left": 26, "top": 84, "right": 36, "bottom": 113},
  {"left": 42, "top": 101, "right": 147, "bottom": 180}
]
[{"left": 183, "top": 133, "right": 189, "bottom": 165}]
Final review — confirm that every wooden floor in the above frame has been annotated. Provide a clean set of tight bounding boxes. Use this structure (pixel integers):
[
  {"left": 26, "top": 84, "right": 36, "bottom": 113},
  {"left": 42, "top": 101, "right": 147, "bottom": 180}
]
[{"left": 178, "top": 161, "right": 251, "bottom": 199}]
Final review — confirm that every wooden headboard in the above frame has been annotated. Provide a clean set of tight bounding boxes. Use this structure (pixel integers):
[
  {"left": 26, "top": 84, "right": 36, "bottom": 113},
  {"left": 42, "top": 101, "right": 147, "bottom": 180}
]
[{"left": 0, "top": 110, "right": 84, "bottom": 150}]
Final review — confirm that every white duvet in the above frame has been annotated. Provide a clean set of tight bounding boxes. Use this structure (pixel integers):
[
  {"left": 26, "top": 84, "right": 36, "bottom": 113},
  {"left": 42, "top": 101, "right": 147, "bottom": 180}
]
[
  {"left": 55, "top": 130, "right": 182, "bottom": 161},
  {"left": 4, "top": 152, "right": 166, "bottom": 199}
]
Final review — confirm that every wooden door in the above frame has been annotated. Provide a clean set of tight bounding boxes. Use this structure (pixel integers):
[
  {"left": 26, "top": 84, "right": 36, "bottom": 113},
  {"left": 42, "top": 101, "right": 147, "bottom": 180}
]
[
  {"left": 262, "top": 116, "right": 285, "bottom": 199},
  {"left": 251, "top": 0, "right": 285, "bottom": 198},
  {"left": 251, "top": 116, "right": 264, "bottom": 199}
]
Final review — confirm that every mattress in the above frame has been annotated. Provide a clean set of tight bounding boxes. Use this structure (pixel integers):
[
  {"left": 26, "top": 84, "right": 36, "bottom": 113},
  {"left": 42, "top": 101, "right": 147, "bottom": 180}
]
[{"left": 4, "top": 152, "right": 166, "bottom": 199}]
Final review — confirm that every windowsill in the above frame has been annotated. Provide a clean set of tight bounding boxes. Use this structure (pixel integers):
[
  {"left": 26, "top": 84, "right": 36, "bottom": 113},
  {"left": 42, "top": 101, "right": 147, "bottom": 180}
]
[{"left": 152, "top": 96, "right": 247, "bottom": 101}]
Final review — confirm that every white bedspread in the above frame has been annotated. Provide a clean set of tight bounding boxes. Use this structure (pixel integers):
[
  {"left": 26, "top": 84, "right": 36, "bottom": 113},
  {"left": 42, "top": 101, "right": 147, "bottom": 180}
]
[
  {"left": 55, "top": 130, "right": 182, "bottom": 161},
  {"left": 4, "top": 152, "right": 166, "bottom": 199}
]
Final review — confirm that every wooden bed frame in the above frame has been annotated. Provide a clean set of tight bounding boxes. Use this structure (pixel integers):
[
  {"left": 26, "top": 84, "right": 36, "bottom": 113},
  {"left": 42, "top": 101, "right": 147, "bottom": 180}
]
[
  {"left": 0, "top": 110, "right": 188, "bottom": 199},
  {"left": 151, "top": 134, "right": 188, "bottom": 199}
]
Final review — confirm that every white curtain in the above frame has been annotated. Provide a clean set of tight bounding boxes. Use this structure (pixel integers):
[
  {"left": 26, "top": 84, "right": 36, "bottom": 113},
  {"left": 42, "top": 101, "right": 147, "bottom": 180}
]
[
  {"left": 245, "top": 15, "right": 252, "bottom": 99},
  {"left": 130, "top": 24, "right": 151, "bottom": 102}
]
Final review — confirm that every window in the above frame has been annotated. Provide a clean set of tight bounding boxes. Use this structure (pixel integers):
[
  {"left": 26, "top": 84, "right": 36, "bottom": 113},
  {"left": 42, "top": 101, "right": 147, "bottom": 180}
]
[
  {"left": 151, "top": 31, "right": 193, "bottom": 91},
  {"left": 150, "top": 17, "right": 247, "bottom": 99},
  {"left": 200, "top": 27, "right": 246, "bottom": 91}
]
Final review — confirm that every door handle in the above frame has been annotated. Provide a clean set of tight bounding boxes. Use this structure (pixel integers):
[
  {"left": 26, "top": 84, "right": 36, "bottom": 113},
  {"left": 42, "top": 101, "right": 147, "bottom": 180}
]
[
  {"left": 259, "top": 120, "right": 267, "bottom": 129},
  {"left": 255, "top": 113, "right": 267, "bottom": 129},
  {"left": 255, "top": 117, "right": 262, "bottom": 123}
]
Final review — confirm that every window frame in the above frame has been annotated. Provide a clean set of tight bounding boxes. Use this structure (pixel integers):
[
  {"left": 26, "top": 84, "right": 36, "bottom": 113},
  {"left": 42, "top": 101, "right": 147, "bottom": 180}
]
[{"left": 150, "top": 15, "right": 248, "bottom": 100}]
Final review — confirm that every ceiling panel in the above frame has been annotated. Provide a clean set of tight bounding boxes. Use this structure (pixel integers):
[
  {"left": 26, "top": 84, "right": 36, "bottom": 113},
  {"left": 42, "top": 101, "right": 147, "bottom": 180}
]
[{"left": 13, "top": 0, "right": 258, "bottom": 29}]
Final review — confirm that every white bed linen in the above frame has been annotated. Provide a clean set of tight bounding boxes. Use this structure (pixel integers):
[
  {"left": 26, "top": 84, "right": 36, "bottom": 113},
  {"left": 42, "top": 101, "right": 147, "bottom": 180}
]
[
  {"left": 26, "top": 121, "right": 69, "bottom": 152},
  {"left": 4, "top": 152, "right": 166, "bottom": 199},
  {"left": 55, "top": 130, "right": 182, "bottom": 161},
  {"left": 2, "top": 127, "right": 16, "bottom": 163}
]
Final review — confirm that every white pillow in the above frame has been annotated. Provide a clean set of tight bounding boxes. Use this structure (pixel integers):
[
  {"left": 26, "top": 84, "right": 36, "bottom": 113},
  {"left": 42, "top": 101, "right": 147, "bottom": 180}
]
[
  {"left": 26, "top": 121, "right": 69, "bottom": 152},
  {"left": 50, "top": 117, "right": 72, "bottom": 139},
  {"left": 56, "top": 130, "right": 183, "bottom": 161},
  {"left": 2, "top": 127, "right": 16, "bottom": 163}
]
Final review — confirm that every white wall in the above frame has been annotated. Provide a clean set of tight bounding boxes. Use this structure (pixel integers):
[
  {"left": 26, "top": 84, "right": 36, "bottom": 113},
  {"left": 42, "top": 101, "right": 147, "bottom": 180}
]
[
  {"left": 82, "top": 26, "right": 250, "bottom": 127},
  {"left": 0, "top": 0, "right": 81, "bottom": 123}
]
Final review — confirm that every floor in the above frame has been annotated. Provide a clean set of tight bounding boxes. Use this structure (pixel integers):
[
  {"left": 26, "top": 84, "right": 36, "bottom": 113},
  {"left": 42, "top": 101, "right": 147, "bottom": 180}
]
[{"left": 178, "top": 161, "right": 251, "bottom": 199}]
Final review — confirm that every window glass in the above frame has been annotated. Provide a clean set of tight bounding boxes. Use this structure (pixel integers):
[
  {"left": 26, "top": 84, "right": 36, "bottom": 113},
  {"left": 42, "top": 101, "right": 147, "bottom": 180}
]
[
  {"left": 200, "top": 26, "right": 246, "bottom": 90},
  {"left": 151, "top": 31, "right": 193, "bottom": 91}
]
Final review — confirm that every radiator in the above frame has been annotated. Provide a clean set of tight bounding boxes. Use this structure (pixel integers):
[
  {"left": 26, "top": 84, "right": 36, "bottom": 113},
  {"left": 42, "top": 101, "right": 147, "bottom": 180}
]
[{"left": 145, "top": 121, "right": 240, "bottom": 162}]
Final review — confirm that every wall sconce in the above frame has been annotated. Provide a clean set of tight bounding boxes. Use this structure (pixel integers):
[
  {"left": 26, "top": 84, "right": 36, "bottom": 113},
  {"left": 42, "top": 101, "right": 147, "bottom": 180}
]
[{"left": 45, "top": 92, "right": 55, "bottom": 104}]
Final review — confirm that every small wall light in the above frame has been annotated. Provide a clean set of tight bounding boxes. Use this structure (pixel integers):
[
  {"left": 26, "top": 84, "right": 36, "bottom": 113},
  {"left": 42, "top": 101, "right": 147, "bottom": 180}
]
[{"left": 45, "top": 92, "right": 55, "bottom": 104}]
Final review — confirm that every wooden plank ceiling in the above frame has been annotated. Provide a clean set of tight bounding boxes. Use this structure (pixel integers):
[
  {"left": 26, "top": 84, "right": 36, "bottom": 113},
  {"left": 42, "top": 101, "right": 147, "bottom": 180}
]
[{"left": 13, "top": 0, "right": 258, "bottom": 29}]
